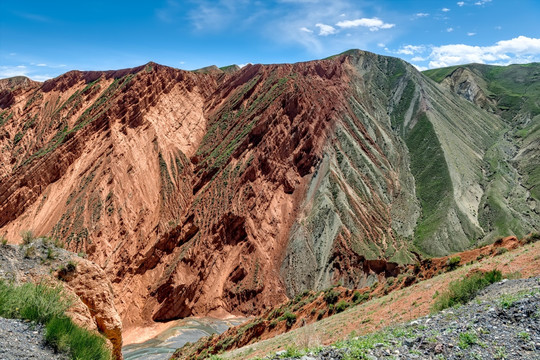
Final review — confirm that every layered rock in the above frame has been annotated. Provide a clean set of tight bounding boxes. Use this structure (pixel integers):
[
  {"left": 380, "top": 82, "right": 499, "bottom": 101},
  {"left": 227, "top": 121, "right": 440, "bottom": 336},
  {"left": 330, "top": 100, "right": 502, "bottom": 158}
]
[{"left": 0, "top": 51, "right": 536, "bottom": 332}]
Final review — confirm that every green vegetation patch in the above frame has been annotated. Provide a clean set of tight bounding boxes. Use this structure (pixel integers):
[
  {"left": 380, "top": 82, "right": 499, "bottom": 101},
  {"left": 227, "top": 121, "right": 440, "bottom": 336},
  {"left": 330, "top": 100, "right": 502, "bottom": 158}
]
[
  {"left": 405, "top": 112, "right": 453, "bottom": 250},
  {"left": 422, "top": 66, "right": 461, "bottom": 83},
  {"left": 432, "top": 269, "right": 502, "bottom": 311},
  {"left": 0, "top": 280, "right": 111, "bottom": 360},
  {"left": 0, "top": 110, "right": 13, "bottom": 127}
]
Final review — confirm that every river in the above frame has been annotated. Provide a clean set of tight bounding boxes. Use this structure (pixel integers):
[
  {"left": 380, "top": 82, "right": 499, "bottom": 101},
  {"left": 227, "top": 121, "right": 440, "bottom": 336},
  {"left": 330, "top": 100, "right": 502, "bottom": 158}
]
[{"left": 122, "top": 317, "right": 247, "bottom": 360}]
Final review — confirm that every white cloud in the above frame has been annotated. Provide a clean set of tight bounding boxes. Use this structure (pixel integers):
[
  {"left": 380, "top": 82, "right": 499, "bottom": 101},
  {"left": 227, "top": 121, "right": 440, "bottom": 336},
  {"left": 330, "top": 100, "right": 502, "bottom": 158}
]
[
  {"left": 32, "top": 75, "right": 53, "bottom": 82},
  {"left": 315, "top": 23, "right": 337, "bottom": 36},
  {"left": 416, "top": 13, "right": 429, "bottom": 17},
  {"left": 467, "top": 32, "right": 476, "bottom": 36},
  {"left": 0, "top": 65, "right": 28, "bottom": 78},
  {"left": 413, "top": 64, "right": 428, "bottom": 71},
  {"left": 442, "top": 8, "right": 450, "bottom": 12},
  {"left": 428, "top": 36, "right": 540, "bottom": 68},
  {"left": 397, "top": 45, "right": 426, "bottom": 55},
  {"left": 300, "top": 27, "right": 313, "bottom": 33},
  {"left": 36, "top": 63, "right": 47, "bottom": 67},
  {"left": 457, "top": 1, "right": 465, "bottom": 6},
  {"left": 377, "top": 43, "right": 386, "bottom": 47},
  {"left": 475, "top": 0, "right": 492, "bottom": 5},
  {"left": 447, "top": 27, "right": 454, "bottom": 32},
  {"left": 335, "top": 17, "right": 395, "bottom": 31},
  {"left": 411, "top": 56, "right": 425, "bottom": 61}
]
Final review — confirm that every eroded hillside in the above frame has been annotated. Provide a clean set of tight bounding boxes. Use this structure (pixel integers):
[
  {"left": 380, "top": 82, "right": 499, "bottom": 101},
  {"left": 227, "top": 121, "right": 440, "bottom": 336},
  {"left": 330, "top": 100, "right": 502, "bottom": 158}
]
[
  {"left": 0, "top": 51, "right": 537, "bottom": 330},
  {"left": 424, "top": 63, "right": 540, "bottom": 241}
]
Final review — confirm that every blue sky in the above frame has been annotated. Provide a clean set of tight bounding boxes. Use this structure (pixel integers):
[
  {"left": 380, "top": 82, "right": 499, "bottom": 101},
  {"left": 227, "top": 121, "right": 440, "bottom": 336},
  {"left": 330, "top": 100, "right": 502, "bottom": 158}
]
[{"left": 1, "top": 0, "right": 539, "bottom": 81}]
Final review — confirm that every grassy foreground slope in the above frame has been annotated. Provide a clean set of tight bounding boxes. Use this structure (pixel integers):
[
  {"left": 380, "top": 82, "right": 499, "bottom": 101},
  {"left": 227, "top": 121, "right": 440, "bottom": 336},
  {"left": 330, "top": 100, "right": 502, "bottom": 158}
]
[{"left": 0, "top": 280, "right": 111, "bottom": 360}]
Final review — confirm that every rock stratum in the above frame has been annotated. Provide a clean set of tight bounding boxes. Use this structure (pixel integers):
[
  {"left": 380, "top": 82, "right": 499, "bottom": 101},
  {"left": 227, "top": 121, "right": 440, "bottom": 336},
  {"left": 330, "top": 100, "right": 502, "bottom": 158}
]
[{"left": 0, "top": 51, "right": 538, "bottom": 331}]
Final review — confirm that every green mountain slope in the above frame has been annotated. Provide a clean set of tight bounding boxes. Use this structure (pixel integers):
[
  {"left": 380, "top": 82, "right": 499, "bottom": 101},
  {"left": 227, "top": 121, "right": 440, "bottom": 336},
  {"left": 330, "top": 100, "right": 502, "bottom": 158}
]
[{"left": 424, "top": 63, "right": 540, "bottom": 242}]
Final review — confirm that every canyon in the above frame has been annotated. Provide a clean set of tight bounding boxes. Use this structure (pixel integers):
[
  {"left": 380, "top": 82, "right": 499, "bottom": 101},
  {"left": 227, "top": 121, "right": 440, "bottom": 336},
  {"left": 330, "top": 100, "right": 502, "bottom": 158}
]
[{"left": 0, "top": 50, "right": 538, "bottom": 348}]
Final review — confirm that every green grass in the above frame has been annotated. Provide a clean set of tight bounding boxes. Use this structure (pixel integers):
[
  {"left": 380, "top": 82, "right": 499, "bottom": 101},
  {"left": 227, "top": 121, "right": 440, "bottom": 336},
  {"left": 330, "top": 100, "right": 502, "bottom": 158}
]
[
  {"left": 280, "top": 345, "right": 303, "bottom": 358},
  {"left": 46, "top": 316, "right": 110, "bottom": 359},
  {"left": 0, "top": 280, "right": 111, "bottom": 360},
  {"left": 21, "top": 230, "right": 35, "bottom": 245},
  {"left": 458, "top": 331, "right": 478, "bottom": 349},
  {"left": 336, "top": 330, "right": 390, "bottom": 360},
  {"left": 432, "top": 270, "right": 502, "bottom": 311},
  {"left": 405, "top": 112, "right": 453, "bottom": 250},
  {"left": 424, "top": 62, "right": 540, "bottom": 120},
  {"left": 422, "top": 65, "right": 461, "bottom": 83}
]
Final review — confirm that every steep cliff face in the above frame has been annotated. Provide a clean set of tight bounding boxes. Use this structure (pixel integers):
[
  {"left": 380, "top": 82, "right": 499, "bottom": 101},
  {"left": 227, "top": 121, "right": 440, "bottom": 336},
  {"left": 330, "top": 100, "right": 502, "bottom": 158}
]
[{"left": 0, "top": 52, "right": 536, "bottom": 329}]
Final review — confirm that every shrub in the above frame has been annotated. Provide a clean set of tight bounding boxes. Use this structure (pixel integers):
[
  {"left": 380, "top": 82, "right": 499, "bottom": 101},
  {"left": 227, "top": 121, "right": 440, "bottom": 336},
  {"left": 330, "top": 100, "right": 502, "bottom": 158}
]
[
  {"left": 335, "top": 300, "right": 349, "bottom": 313},
  {"left": 54, "top": 237, "right": 65, "bottom": 249},
  {"left": 433, "top": 270, "right": 502, "bottom": 311},
  {"left": 58, "top": 261, "right": 78, "bottom": 280},
  {"left": 447, "top": 256, "right": 461, "bottom": 270},
  {"left": 281, "top": 312, "right": 297, "bottom": 327},
  {"left": 0, "top": 235, "right": 7, "bottom": 246},
  {"left": 267, "top": 307, "right": 283, "bottom": 320},
  {"left": 352, "top": 291, "right": 369, "bottom": 304},
  {"left": 317, "top": 309, "right": 326, "bottom": 320},
  {"left": 24, "top": 246, "right": 36, "bottom": 259},
  {"left": 496, "top": 247, "right": 508, "bottom": 255},
  {"left": 524, "top": 232, "right": 540, "bottom": 244},
  {"left": 21, "top": 230, "right": 35, "bottom": 245},
  {"left": 323, "top": 289, "right": 339, "bottom": 304}
]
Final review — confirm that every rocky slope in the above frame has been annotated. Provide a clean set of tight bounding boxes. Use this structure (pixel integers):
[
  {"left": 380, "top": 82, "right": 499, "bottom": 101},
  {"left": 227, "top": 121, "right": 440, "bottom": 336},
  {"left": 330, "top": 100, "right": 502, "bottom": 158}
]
[
  {"left": 263, "top": 276, "right": 540, "bottom": 360},
  {"left": 0, "top": 239, "right": 123, "bottom": 359},
  {"left": 0, "top": 51, "right": 537, "bottom": 332},
  {"left": 0, "top": 317, "right": 69, "bottom": 360}
]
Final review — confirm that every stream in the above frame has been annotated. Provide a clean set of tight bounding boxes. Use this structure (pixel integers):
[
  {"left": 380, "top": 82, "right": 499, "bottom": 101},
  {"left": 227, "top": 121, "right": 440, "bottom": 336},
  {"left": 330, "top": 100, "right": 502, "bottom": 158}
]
[{"left": 122, "top": 317, "right": 247, "bottom": 360}]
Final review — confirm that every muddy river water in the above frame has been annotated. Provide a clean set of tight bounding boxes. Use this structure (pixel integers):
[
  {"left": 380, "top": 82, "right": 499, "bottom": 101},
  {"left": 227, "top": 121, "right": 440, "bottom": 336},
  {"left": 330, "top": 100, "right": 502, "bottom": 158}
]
[{"left": 122, "top": 317, "right": 247, "bottom": 360}]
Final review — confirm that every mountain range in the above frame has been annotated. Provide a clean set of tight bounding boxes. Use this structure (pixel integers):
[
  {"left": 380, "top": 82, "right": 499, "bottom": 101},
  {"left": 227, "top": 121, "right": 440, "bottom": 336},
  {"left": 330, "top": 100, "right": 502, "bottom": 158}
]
[{"left": 0, "top": 50, "right": 538, "bottom": 333}]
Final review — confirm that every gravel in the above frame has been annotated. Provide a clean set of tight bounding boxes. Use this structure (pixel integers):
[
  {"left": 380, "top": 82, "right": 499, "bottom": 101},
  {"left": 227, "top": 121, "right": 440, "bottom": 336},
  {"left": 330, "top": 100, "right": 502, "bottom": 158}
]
[
  {"left": 0, "top": 317, "right": 68, "bottom": 360},
  {"left": 266, "top": 277, "right": 540, "bottom": 360}
]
